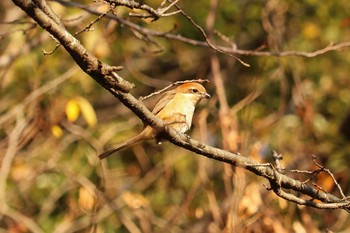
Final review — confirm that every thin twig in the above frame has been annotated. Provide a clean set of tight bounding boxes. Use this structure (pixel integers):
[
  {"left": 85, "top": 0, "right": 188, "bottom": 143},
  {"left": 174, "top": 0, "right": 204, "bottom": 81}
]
[
  {"left": 213, "top": 30, "right": 237, "bottom": 49},
  {"left": 266, "top": 163, "right": 350, "bottom": 210},
  {"left": 251, "top": 162, "right": 350, "bottom": 211},
  {"left": 139, "top": 79, "right": 209, "bottom": 101},
  {"left": 42, "top": 34, "right": 61, "bottom": 55},
  {"left": 54, "top": 0, "right": 350, "bottom": 60},
  {"left": 272, "top": 151, "right": 284, "bottom": 173},
  {"left": 105, "top": 0, "right": 160, "bottom": 20},
  {"left": 127, "top": 0, "right": 181, "bottom": 19},
  {"left": 312, "top": 156, "right": 347, "bottom": 199},
  {"left": 173, "top": 2, "right": 250, "bottom": 67},
  {"left": 290, "top": 168, "right": 323, "bottom": 184},
  {"left": 75, "top": 9, "right": 111, "bottom": 36},
  {"left": 313, "top": 182, "right": 328, "bottom": 194}
]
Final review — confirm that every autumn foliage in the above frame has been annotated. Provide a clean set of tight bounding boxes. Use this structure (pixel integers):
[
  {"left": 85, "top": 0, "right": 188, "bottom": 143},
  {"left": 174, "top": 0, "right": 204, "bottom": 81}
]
[{"left": 1, "top": 0, "right": 350, "bottom": 232}]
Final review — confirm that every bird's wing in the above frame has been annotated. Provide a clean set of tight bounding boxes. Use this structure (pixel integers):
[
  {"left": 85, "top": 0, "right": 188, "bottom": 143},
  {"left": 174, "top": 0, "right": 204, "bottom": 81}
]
[
  {"left": 98, "top": 127, "right": 152, "bottom": 159},
  {"left": 151, "top": 90, "right": 176, "bottom": 115}
]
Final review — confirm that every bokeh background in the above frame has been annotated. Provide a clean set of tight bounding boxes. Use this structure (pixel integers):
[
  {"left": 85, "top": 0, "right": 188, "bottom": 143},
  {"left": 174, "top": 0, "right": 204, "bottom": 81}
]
[{"left": 1, "top": 0, "right": 350, "bottom": 232}]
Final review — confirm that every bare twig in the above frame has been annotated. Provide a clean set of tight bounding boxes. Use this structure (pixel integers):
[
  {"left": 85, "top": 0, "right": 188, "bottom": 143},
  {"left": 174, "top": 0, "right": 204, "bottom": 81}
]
[
  {"left": 289, "top": 156, "right": 346, "bottom": 198},
  {"left": 42, "top": 43, "right": 60, "bottom": 55},
  {"left": 257, "top": 163, "right": 350, "bottom": 210},
  {"left": 42, "top": 34, "right": 61, "bottom": 55},
  {"left": 105, "top": 0, "right": 160, "bottom": 20},
  {"left": 156, "top": 0, "right": 180, "bottom": 16},
  {"left": 213, "top": 30, "right": 237, "bottom": 49},
  {"left": 290, "top": 168, "right": 323, "bottom": 184},
  {"left": 55, "top": 0, "right": 350, "bottom": 60},
  {"left": 312, "top": 156, "right": 347, "bottom": 199},
  {"left": 173, "top": 3, "right": 250, "bottom": 67},
  {"left": 139, "top": 79, "right": 209, "bottom": 101},
  {"left": 291, "top": 155, "right": 347, "bottom": 199},
  {"left": 313, "top": 182, "right": 328, "bottom": 194},
  {"left": 75, "top": 9, "right": 111, "bottom": 36},
  {"left": 42, "top": 8, "right": 111, "bottom": 55},
  {"left": 272, "top": 151, "right": 285, "bottom": 173},
  {"left": 104, "top": 0, "right": 182, "bottom": 19}
]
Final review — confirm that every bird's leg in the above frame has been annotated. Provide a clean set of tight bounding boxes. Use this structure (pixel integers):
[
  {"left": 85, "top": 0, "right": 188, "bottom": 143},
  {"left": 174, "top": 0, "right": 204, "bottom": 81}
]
[
  {"left": 155, "top": 113, "right": 190, "bottom": 142},
  {"left": 162, "top": 113, "right": 192, "bottom": 141}
]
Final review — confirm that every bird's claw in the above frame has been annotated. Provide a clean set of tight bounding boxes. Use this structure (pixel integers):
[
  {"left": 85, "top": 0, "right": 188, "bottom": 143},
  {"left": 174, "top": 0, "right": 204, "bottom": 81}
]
[{"left": 183, "top": 134, "right": 191, "bottom": 142}]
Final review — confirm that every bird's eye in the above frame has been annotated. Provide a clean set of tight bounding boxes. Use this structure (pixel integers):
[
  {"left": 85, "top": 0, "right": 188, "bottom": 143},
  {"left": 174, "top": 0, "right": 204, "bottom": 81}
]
[{"left": 191, "top": 88, "right": 198, "bottom": 93}]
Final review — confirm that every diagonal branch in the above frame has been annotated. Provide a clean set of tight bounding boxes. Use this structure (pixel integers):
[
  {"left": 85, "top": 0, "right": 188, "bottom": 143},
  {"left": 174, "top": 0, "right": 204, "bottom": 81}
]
[{"left": 12, "top": 0, "right": 130, "bottom": 93}]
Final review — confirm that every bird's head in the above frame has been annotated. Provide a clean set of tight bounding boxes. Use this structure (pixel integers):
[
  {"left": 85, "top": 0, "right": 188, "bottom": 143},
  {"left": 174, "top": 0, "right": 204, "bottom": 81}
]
[{"left": 176, "top": 82, "right": 210, "bottom": 104}]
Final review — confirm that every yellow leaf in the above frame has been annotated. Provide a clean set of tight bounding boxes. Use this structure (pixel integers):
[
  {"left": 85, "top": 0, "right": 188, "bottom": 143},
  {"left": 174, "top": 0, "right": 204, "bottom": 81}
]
[
  {"left": 239, "top": 183, "right": 262, "bottom": 215},
  {"left": 51, "top": 125, "right": 63, "bottom": 138},
  {"left": 122, "top": 191, "right": 149, "bottom": 209},
  {"left": 77, "top": 97, "right": 97, "bottom": 127},
  {"left": 66, "top": 99, "right": 80, "bottom": 122},
  {"left": 78, "top": 187, "right": 95, "bottom": 212},
  {"left": 11, "top": 162, "right": 33, "bottom": 181},
  {"left": 302, "top": 22, "right": 320, "bottom": 39}
]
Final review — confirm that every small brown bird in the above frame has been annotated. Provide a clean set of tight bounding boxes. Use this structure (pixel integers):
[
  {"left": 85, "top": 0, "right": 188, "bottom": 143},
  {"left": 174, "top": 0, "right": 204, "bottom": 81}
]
[{"left": 99, "top": 82, "right": 210, "bottom": 159}]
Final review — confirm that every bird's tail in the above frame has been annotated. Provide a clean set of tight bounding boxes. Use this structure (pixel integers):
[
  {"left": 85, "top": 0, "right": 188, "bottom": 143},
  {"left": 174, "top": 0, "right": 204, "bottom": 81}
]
[{"left": 98, "top": 130, "right": 150, "bottom": 160}]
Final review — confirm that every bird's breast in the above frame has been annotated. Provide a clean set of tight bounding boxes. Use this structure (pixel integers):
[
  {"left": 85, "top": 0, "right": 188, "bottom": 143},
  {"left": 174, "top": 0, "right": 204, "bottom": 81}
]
[{"left": 157, "top": 94, "right": 196, "bottom": 133}]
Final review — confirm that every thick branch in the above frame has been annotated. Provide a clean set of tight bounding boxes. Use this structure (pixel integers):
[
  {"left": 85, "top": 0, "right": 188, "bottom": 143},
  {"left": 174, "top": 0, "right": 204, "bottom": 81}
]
[{"left": 12, "top": 0, "right": 132, "bottom": 93}]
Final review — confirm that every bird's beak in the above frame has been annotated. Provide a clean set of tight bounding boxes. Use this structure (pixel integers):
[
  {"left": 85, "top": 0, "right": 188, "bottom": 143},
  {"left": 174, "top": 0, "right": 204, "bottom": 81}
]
[{"left": 203, "top": 93, "right": 211, "bottom": 99}]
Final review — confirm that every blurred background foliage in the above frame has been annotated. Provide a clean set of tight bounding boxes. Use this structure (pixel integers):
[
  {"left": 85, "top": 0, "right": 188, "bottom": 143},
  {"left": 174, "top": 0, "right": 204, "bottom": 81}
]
[{"left": 1, "top": 0, "right": 350, "bottom": 232}]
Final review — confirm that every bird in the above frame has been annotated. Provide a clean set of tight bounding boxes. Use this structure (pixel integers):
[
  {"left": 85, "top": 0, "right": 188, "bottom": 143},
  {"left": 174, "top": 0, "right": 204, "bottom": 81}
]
[{"left": 99, "top": 82, "right": 210, "bottom": 159}]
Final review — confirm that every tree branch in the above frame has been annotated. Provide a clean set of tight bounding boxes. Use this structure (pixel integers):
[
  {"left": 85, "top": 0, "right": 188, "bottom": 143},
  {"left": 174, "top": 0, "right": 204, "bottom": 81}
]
[
  {"left": 104, "top": 0, "right": 181, "bottom": 20},
  {"left": 55, "top": 0, "right": 350, "bottom": 59},
  {"left": 12, "top": 0, "right": 130, "bottom": 93}
]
